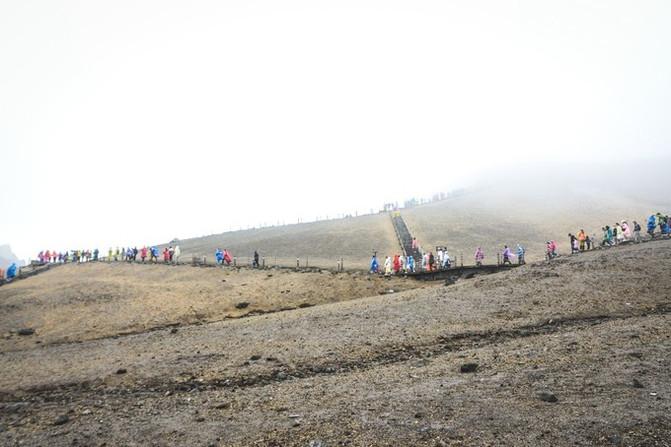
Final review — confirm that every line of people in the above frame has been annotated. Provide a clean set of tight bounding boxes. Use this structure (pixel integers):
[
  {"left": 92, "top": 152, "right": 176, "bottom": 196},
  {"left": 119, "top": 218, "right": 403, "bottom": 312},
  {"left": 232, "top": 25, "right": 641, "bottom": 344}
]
[
  {"left": 37, "top": 249, "right": 99, "bottom": 264},
  {"left": 370, "top": 243, "right": 526, "bottom": 275},
  {"left": 559, "top": 212, "right": 669, "bottom": 258},
  {"left": 106, "top": 245, "right": 182, "bottom": 264}
]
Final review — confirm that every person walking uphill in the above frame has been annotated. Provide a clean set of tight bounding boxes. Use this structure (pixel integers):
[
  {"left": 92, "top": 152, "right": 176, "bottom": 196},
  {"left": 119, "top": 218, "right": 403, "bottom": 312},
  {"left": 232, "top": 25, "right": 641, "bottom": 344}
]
[
  {"left": 633, "top": 221, "right": 642, "bottom": 243},
  {"left": 172, "top": 245, "right": 181, "bottom": 264},
  {"left": 569, "top": 234, "right": 578, "bottom": 254},
  {"left": 647, "top": 215, "right": 657, "bottom": 238}
]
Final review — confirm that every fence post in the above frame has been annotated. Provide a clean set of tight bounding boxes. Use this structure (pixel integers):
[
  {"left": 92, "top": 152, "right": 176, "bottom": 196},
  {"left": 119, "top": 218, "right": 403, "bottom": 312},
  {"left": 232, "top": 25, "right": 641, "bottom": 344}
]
[
  {"left": 306, "top": 256, "right": 309, "bottom": 268},
  {"left": 296, "top": 258, "right": 300, "bottom": 269},
  {"left": 340, "top": 257, "right": 344, "bottom": 272},
  {"left": 262, "top": 257, "right": 265, "bottom": 268},
  {"left": 497, "top": 253, "right": 500, "bottom": 266},
  {"left": 233, "top": 257, "right": 237, "bottom": 266}
]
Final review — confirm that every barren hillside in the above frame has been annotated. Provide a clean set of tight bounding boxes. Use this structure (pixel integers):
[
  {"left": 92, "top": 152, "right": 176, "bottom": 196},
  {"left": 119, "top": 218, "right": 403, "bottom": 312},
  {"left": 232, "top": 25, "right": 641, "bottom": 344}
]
[
  {"left": 166, "top": 163, "right": 671, "bottom": 268},
  {"left": 402, "top": 186, "right": 665, "bottom": 263},
  {"left": 168, "top": 213, "right": 398, "bottom": 270},
  {"left": 1, "top": 239, "right": 670, "bottom": 446}
]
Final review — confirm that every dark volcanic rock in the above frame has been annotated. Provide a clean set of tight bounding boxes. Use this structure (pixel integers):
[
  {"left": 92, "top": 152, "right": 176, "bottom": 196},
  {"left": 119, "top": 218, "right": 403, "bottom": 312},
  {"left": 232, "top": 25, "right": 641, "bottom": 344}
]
[
  {"left": 53, "top": 415, "right": 69, "bottom": 426},
  {"left": 538, "top": 391, "right": 558, "bottom": 403},
  {"left": 250, "top": 355, "right": 262, "bottom": 361},
  {"left": 632, "top": 378, "right": 645, "bottom": 389},
  {"left": 460, "top": 363, "right": 478, "bottom": 373},
  {"left": 17, "top": 328, "right": 35, "bottom": 336},
  {"left": 170, "top": 328, "right": 178, "bottom": 334},
  {"left": 116, "top": 368, "right": 127, "bottom": 375},
  {"left": 235, "top": 302, "right": 250, "bottom": 309}
]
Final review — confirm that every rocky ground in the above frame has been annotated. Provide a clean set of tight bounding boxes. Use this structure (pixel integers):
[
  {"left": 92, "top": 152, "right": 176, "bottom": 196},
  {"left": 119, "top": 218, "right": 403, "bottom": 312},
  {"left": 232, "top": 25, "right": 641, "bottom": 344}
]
[{"left": 1, "top": 240, "right": 670, "bottom": 446}]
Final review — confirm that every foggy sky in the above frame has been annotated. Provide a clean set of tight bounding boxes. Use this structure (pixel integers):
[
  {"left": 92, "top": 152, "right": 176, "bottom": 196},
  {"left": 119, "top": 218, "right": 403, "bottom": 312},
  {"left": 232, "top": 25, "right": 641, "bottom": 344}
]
[{"left": 1, "top": 1, "right": 670, "bottom": 261}]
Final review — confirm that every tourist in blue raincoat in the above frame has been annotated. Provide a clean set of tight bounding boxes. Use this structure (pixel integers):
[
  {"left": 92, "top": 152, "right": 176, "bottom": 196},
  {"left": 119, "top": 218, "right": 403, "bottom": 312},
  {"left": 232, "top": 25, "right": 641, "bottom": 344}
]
[
  {"left": 517, "top": 244, "right": 526, "bottom": 265},
  {"left": 6, "top": 263, "right": 17, "bottom": 280},
  {"left": 647, "top": 215, "right": 657, "bottom": 236},
  {"left": 406, "top": 255, "right": 415, "bottom": 273},
  {"left": 215, "top": 249, "right": 224, "bottom": 264},
  {"left": 369, "top": 254, "right": 379, "bottom": 273}
]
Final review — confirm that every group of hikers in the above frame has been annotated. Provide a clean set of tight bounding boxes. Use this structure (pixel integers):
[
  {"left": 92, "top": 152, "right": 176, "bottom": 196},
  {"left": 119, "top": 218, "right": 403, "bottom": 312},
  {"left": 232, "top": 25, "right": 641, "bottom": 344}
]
[
  {"left": 369, "top": 243, "right": 527, "bottom": 275},
  {"left": 214, "top": 249, "right": 264, "bottom": 268},
  {"left": 107, "top": 245, "right": 182, "bottom": 264},
  {"left": 553, "top": 213, "right": 670, "bottom": 260},
  {"left": 372, "top": 211, "right": 670, "bottom": 275},
  {"left": 4, "top": 211, "right": 669, "bottom": 283},
  {"left": 564, "top": 213, "right": 670, "bottom": 257},
  {"left": 36, "top": 249, "right": 100, "bottom": 263}
]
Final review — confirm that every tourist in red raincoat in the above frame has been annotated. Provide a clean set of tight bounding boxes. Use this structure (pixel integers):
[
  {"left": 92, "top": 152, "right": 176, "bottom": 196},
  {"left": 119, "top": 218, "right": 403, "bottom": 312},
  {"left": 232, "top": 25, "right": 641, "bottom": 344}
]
[
  {"left": 392, "top": 255, "right": 401, "bottom": 274},
  {"left": 223, "top": 249, "right": 232, "bottom": 265}
]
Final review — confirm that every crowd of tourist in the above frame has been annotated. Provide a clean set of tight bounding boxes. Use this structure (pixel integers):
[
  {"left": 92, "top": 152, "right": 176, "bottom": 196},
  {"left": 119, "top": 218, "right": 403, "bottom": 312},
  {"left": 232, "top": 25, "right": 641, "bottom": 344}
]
[
  {"left": 3, "top": 211, "right": 669, "bottom": 284},
  {"left": 371, "top": 212, "right": 670, "bottom": 275},
  {"left": 369, "top": 242, "right": 527, "bottom": 275}
]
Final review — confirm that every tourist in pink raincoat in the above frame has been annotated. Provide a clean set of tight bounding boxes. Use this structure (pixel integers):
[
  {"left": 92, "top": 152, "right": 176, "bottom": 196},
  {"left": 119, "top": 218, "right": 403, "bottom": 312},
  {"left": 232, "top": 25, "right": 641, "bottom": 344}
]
[{"left": 621, "top": 221, "right": 632, "bottom": 240}]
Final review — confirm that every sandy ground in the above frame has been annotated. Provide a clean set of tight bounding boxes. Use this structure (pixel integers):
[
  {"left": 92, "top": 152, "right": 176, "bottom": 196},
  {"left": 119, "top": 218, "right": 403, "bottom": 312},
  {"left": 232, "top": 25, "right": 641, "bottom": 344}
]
[
  {"left": 1, "top": 240, "right": 670, "bottom": 446},
  {"left": 0, "top": 262, "right": 416, "bottom": 351}
]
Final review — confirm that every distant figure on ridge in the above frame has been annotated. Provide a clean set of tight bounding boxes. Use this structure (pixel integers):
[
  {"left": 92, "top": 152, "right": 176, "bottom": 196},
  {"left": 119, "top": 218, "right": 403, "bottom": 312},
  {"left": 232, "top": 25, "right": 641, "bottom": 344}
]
[
  {"left": 253, "top": 251, "right": 260, "bottom": 268},
  {"left": 475, "top": 247, "right": 484, "bottom": 266},
  {"left": 516, "top": 244, "right": 525, "bottom": 265},
  {"left": 502, "top": 245, "right": 513, "bottom": 265}
]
